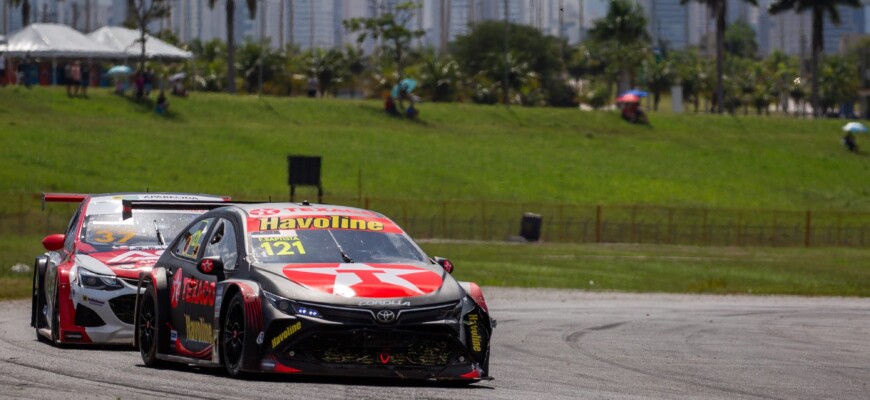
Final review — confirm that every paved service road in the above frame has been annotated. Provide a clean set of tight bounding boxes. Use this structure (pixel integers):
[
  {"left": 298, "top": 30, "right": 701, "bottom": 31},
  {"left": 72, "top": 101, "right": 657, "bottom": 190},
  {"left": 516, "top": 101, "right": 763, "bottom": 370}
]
[{"left": 1, "top": 288, "right": 868, "bottom": 399}]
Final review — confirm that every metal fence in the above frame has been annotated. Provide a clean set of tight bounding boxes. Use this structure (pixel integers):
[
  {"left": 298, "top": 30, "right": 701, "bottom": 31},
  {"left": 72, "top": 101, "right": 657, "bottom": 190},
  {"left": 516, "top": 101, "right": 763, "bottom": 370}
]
[{"left": 3, "top": 192, "right": 870, "bottom": 248}]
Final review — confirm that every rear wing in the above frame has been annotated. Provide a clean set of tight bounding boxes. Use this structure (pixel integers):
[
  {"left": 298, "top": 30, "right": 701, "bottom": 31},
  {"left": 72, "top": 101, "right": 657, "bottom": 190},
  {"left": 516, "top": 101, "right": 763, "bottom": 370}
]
[
  {"left": 122, "top": 200, "right": 232, "bottom": 220},
  {"left": 121, "top": 199, "right": 265, "bottom": 219},
  {"left": 42, "top": 193, "right": 89, "bottom": 210}
]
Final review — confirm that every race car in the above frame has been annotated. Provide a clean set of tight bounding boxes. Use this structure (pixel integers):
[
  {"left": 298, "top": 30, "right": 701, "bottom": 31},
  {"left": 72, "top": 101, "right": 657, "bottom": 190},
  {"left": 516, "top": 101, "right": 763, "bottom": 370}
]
[
  {"left": 31, "top": 193, "right": 231, "bottom": 345},
  {"left": 135, "top": 202, "right": 494, "bottom": 383}
]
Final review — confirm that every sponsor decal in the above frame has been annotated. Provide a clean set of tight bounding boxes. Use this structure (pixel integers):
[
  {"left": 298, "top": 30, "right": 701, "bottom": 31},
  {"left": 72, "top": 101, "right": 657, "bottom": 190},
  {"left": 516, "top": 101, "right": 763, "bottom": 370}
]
[
  {"left": 375, "top": 310, "right": 396, "bottom": 323},
  {"left": 256, "top": 216, "right": 384, "bottom": 232},
  {"left": 170, "top": 329, "right": 178, "bottom": 343},
  {"left": 82, "top": 295, "right": 105, "bottom": 307},
  {"left": 185, "top": 315, "right": 212, "bottom": 344},
  {"left": 467, "top": 313, "right": 483, "bottom": 353},
  {"left": 261, "top": 359, "right": 277, "bottom": 369},
  {"left": 256, "top": 331, "right": 264, "bottom": 345},
  {"left": 200, "top": 259, "right": 214, "bottom": 273},
  {"left": 173, "top": 276, "right": 216, "bottom": 307},
  {"left": 139, "top": 194, "right": 210, "bottom": 201},
  {"left": 106, "top": 250, "right": 163, "bottom": 264},
  {"left": 271, "top": 322, "right": 302, "bottom": 349},
  {"left": 249, "top": 208, "right": 281, "bottom": 216},
  {"left": 214, "top": 286, "right": 224, "bottom": 318},
  {"left": 359, "top": 299, "right": 411, "bottom": 307},
  {"left": 171, "top": 270, "right": 184, "bottom": 308},
  {"left": 88, "top": 250, "right": 163, "bottom": 269},
  {"left": 379, "top": 353, "right": 391, "bottom": 364},
  {"left": 283, "top": 263, "right": 442, "bottom": 298}
]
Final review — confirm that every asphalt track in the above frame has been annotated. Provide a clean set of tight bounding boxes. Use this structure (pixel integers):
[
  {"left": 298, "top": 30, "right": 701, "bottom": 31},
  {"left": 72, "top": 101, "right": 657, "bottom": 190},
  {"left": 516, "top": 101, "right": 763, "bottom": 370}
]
[{"left": 1, "top": 288, "right": 868, "bottom": 400}]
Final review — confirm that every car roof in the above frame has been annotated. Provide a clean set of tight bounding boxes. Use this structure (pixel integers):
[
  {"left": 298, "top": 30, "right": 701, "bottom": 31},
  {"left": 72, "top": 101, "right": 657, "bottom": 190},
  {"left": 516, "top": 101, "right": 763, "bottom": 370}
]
[{"left": 235, "top": 203, "right": 386, "bottom": 218}]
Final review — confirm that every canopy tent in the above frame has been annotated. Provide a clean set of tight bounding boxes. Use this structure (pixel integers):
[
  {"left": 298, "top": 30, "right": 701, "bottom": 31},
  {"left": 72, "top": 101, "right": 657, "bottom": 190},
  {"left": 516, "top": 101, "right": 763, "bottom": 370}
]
[
  {"left": 88, "top": 26, "right": 192, "bottom": 60},
  {"left": 0, "top": 23, "right": 120, "bottom": 58}
]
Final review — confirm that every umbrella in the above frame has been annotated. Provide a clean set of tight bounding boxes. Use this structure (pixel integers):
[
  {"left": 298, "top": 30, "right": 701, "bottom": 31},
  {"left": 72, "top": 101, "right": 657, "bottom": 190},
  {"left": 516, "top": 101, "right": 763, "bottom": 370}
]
[
  {"left": 168, "top": 72, "right": 186, "bottom": 82},
  {"left": 391, "top": 78, "right": 418, "bottom": 99},
  {"left": 620, "top": 89, "right": 648, "bottom": 98},
  {"left": 842, "top": 122, "right": 868, "bottom": 134},
  {"left": 106, "top": 65, "right": 132, "bottom": 76},
  {"left": 616, "top": 94, "right": 640, "bottom": 103}
]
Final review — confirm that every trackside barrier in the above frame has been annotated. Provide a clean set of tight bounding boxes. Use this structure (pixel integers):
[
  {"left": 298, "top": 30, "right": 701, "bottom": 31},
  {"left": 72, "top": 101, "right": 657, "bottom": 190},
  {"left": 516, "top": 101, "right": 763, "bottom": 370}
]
[{"left": 2, "top": 193, "right": 870, "bottom": 248}]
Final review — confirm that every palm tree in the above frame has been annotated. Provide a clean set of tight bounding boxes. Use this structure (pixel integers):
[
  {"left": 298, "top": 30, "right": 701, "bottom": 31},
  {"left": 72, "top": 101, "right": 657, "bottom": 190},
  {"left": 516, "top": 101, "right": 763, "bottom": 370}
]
[
  {"left": 207, "top": 0, "right": 257, "bottom": 93},
  {"left": 9, "top": 0, "right": 31, "bottom": 27},
  {"left": 681, "top": 0, "right": 757, "bottom": 114},
  {"left": 587, "top": 0, "right": 649, "bottom": 93},
  {"left": 768, "top": 0, "right": 861, "bottom": 117}
]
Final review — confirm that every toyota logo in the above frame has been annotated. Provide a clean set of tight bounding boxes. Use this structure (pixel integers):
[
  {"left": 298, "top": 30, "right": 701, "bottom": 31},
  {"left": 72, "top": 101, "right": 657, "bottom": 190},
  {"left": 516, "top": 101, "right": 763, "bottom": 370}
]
[{"left": 376, "top": 310, "right": 396, "bottom": 323}]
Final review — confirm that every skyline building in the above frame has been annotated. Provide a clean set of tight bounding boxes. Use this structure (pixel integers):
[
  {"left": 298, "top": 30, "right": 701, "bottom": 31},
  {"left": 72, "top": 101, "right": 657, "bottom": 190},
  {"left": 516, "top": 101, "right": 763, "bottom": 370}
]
[{"left": 1, "top": 0, "right": 868, "bottom": 59}]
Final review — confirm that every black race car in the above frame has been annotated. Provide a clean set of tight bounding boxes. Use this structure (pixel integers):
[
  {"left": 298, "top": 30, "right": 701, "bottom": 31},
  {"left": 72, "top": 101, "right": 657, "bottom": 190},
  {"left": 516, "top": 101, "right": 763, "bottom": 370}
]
[{"left": 134, "top": 202, "right": 494, "bottom": 383}]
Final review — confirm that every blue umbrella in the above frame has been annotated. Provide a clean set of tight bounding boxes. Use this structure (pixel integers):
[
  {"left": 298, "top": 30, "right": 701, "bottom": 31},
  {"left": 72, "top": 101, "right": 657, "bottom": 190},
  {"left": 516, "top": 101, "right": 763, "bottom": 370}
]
[
  {"left": 620, "top": 89, "right": 649, "bottom": 98},
  {"left": 106, "top": 65, "right": 133, "bottom": 77},
  {"left": 391, "top": 78, "right": 418, "bottom": 99},
  {"left": 842, "top": 122, "right": 868, "bottom": 134}
]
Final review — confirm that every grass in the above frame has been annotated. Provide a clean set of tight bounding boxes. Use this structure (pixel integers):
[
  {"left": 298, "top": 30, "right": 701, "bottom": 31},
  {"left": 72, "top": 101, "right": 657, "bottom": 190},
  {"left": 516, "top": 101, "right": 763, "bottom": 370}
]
[
  {"left": 421, "top": 241, "right": 870, "bottom": 297},
  {"left": 1, "top": 87, "right": 869, "bottom": 299},
  {"left": 2, "top": 87, "right": 870, "bottom": 210},
  {"left": 2, "top": 236, "right": 867, "bottom": 299}
]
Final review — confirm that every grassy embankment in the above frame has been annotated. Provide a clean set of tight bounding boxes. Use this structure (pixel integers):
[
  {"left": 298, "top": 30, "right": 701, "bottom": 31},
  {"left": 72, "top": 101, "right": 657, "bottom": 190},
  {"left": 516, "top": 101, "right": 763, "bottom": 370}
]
[{"left": 1, "top": 87, "right": 868, "bottom": 298}]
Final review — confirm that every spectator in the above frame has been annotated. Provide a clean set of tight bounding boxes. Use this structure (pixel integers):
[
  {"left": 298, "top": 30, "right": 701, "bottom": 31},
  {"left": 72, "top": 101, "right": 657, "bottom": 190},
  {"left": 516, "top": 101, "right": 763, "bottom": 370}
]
[
  {"left": 307, "top": 75, "right": 318, "bottom": 98},
  {"left": 64, "top": 62, "right": 73, "bottom": 96},
  {"left": 155, "top": 91, "right": 169, "bottom": 115},
  {"left": 0, "top": 52, "right": 6, "bottom": 87},
  {"left": 80, "top": 62, "right": 90, "bottom": 97},
  {"left": 843, "top": 133, "right": 859, "bottom": 153},
  {"left": 134, "top": 71, "right": 145, "bottom": 99},
  {"left": 144, "top": 69, "right": 154, "bottom": 97},
  {"left": 70, "top": 61, "right": 82, "bottom": 97}
]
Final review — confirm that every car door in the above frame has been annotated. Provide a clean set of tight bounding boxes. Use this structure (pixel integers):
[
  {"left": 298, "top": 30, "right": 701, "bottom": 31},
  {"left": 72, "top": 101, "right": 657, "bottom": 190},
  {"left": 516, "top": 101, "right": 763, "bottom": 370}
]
[
  {"left": 167, "top": 217, "right": 214, "bottom": 357},
  {"left": 182, "top": 216, "right": 241, "bottom": 359}
]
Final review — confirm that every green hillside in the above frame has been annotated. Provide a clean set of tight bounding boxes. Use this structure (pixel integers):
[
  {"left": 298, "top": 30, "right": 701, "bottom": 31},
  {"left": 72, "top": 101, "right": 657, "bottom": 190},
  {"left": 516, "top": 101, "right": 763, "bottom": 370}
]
[
  {"left": 1, "top": 87, "right": 869, "bottom": 299},
  {"left": 1, "top": 87, "right": 869, "bottom": 210}
]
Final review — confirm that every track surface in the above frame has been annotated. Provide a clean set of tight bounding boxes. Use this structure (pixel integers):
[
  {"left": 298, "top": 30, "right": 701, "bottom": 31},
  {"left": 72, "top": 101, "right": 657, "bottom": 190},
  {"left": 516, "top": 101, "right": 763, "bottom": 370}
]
[{"left": 1, "top": 288, "right": 868, "bottom": 399}]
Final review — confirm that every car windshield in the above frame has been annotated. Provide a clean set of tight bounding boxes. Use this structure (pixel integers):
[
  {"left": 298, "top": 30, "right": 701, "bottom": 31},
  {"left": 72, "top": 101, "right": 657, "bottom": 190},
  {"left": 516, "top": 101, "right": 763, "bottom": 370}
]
[
  {"left": 81, "top": 210, "right": 204, "bottom": 251},
  {"left": 250, "top": 229, "right": 428, "bottom": 264}
]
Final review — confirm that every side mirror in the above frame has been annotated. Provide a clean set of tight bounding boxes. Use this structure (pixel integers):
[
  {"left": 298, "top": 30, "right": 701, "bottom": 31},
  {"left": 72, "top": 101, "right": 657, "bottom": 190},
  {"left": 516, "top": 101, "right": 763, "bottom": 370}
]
[
  {"left": 42, "top": 234, "right": 65, "bottom": 251},
  {"left": 432, "top": 257, "right": 454, "bottom": 274},
  {"left": 197, "top": 256, "right": 224, "bottom": 276}
]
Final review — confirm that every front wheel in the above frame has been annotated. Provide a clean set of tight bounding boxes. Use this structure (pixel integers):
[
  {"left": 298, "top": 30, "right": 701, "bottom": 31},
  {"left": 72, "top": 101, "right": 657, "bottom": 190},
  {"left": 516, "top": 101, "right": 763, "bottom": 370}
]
[
  {"left": 221, "top": 292, "right": 248, "bottom": 378},
  {"left": 138, "top": 289, "right": 166, "bottom": 368}
]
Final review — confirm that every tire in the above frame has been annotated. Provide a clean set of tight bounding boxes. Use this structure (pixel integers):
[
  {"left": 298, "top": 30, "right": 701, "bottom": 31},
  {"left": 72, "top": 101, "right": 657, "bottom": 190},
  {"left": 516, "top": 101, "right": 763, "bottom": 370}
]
[
  {"left": 221, "top": 292, "right": 248, "bottom": 378},
  {"left": 33, "top": 268, "right": 49, "bottom": 343},
  {"left": 50, "top": 285, "right": 61, "bottom": 347},
  {"left": 138, "top": 289, "right": 166, "bottom": 368}
]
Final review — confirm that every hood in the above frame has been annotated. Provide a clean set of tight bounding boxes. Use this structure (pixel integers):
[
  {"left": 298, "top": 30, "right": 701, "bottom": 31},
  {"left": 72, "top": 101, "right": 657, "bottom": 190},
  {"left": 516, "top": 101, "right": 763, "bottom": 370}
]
[
  {"left": 254, "top": 261, "right": 465, "bottom": 307},
  {"left": 76, "top": 249, "right": 163, "bottom": 279}
]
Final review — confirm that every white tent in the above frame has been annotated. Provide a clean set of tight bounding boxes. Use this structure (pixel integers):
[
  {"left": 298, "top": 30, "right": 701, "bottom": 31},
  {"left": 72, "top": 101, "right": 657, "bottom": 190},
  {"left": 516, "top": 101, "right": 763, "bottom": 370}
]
[
  {"left": 88, "top": 26, "right": 192, "bottom": 60},
  {"left": 1, "top": 23, "right": 120, "bottom": 58}
]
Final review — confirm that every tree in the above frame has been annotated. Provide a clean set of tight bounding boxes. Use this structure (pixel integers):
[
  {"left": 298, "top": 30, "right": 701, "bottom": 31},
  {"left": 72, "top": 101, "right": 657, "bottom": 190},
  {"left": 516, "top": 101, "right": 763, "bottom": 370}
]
[
  {"left": 207, "top": 0, "right": 257, "bottom": 94},
  {"left": 644, "top": 57, "right": 675, "bottom": 111},
  {"left": 769, "top": 0, "right": 860, "bottom": 117},
  {"left": 343, "top": 1, "right": 424, "bottom": 83},
  {"left": 818, "top": 54, "right": 859, "bottom": 115},
  {"left": 417, "top": 53, "right": 462, "bottom": 102},
  {"left": 682, "top": 0, "right": 758, "bottom": 114},
  {"left": 724, "top": 19, "right": 759, "bottom": 59},
  {"left": 452, "top": 21, "right": 563, "bottom": 105},
  {"left": 9, "top": 0, "right": 31, "bottom": 28},
  {"left": 126, "top": 0, "right": 172, "bottom": 72},
  {"left": 588, "top": 0, "right": 650, "bottom": 93},
  {"left": 763, "top": 50, "right": 799, "bottom": 113}
]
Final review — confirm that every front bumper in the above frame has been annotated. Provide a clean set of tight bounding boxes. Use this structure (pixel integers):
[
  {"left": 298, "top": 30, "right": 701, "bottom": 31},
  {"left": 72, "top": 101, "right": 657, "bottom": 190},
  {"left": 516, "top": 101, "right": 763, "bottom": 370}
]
[
  {"left": 249, "top": 299, "right": 492, "bottom": 381},
  {"left": 67, "top": 273, "right": 142, "bottom": 344}
]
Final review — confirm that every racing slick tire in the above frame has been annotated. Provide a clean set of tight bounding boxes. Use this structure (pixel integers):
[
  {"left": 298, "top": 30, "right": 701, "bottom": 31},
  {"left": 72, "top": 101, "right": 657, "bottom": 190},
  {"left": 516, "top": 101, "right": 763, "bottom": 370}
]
[
  {"left": 137, "top": 289, "right": 167, "bottom": 368},
  {"left": 32, "top": 267, "right": 45, "bottom": 342},
  {"left": 221, "top": 292, "right": 249, "bottom": 379},
  {"left": 49, "top": 283, "right": 62, "bottom": 347}
]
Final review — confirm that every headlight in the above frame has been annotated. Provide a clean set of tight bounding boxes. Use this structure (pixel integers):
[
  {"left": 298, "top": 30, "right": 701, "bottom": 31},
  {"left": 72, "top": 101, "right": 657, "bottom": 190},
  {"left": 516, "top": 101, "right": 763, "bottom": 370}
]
[
  {"left": 263, "top": 291, "right": 320, "bottom": 318},
  {"left": 78, "top": 268, "right": 123, "bottom": 291}
]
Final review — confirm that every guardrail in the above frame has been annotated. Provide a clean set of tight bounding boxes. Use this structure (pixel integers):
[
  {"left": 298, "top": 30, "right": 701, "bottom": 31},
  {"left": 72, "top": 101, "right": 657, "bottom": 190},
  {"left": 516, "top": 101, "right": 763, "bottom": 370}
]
[{"left": 2, "top": 193, "right": 869, "bottom": 248}]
